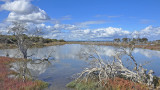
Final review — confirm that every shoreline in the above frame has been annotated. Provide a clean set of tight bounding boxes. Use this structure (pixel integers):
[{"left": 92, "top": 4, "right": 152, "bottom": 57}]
[
  {"left": 0, "top": 41, "right": 160, "bottom": 51},
  {"left": 44, "top": 42, "right": 160, "bottom": 51}
]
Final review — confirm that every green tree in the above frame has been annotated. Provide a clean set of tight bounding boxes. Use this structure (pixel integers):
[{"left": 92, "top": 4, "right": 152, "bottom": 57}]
[
  {"left": 122, "top": 38, "right": 129, "bottom": 43},
  {"left": 114, "top": 38, "right": 121, "bottom": 43},
  {"left": 142, "top": 38, "right": 148, "bottom": 43}
]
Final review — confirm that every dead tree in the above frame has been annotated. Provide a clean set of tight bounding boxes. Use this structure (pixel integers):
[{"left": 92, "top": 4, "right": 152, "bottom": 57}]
[
  {"left": 75, "top": 45, "right": 154, "bottom": 87},
  {"left": 7, "top": 22, "right": 43, "bottom": 82},
  {"left": 8, "top": 22, "right": 29, "bottom": 59}
]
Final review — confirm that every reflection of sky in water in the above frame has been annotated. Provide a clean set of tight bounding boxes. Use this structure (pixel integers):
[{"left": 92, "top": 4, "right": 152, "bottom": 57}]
[
  {"left": 0, "top": 44, "right": 160, "bottom": 89},
  {"left": 134, "top": 48, "right": 160, "bottom": 58},
  {"left": 10, "top": 60, "right": 51, "bottom": 79}
]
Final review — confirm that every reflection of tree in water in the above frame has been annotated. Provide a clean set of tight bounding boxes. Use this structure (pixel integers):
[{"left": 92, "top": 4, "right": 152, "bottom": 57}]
[
  {"left": 6, "top": 46, "right": 55, "bottom": 82},
  {"left": 10, "top": 59, "right": 54, "bottom": 81}
]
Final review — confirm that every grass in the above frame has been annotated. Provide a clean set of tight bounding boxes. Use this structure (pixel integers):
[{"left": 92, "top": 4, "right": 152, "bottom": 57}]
[
  {"left": 66, "top": 77, "right": 151, "bottom": 90},
  {"left": 66, "top": 80, "right": 101, "bottom": 90},
  {"left": 0, "top": 57, "right": 48, "bottom": 90}
]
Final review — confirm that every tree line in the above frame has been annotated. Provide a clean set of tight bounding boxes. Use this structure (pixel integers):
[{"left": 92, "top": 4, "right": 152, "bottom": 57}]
[
  {"left": 113, "top": 37, "right": 148, "bottom": 43},
  {"left": 0, "top": 34, "right": 65, "bottom": 44}
]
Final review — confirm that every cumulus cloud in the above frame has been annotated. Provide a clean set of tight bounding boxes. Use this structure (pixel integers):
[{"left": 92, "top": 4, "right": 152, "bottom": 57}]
[
  {"left": 1, "top": 0, "right": 35, "bottom": 14},
  {"left": 140, "top": 26, "right": 160, "bottom": 36},
  {"left": 34, "top": 23, "right": 159, "bottom": 41},
  {"left": 46, "top": 24, "right": 160, "bottom": 41},
  {"left": 42, "top": 25, "right": 130, "bottom": 41},
  {"left": 92, "top": 27, "right": 129, "bottom": 37},
  {"left": 0, "top": 0, "right": 50, "bottom": 23},
  {"left": 132, "top": 26, "right": 160, "bottom": 40}
]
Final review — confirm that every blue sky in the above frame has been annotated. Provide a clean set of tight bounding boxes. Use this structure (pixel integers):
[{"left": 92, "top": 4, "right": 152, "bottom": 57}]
[
  {"left": 33, "top": 0, "right": 160, "bottom": 30},
  {"left": 0, "top": 0, "right": 160, "bottom": 41}
]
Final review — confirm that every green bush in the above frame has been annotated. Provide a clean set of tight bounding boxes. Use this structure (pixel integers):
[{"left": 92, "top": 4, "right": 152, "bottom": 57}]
[{"left": 0, "top": 35, "right": 65, "bottom": 44}]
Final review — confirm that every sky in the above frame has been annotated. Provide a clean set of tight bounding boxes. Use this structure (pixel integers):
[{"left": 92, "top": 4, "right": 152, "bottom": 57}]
[{"left": 0, "top": 0, "right": 160, "bottom": 41}]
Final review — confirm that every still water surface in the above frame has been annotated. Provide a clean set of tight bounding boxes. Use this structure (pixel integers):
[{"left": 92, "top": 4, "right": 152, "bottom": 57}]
[{"left": 0, "top": 44, "right": 160, "bottom": 89}]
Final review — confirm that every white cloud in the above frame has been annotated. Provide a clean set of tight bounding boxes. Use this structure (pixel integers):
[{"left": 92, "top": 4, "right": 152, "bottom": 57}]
[
  {"left": 0, "top": 22, "right": 11, "bottom": 34},
  {"left": 1, "top": 20, "right": 160, "bottom": 41},
  {"left": 78, "top": 20, "right": 106, "bottom": 26},
  {"left": 46, "top": 25, "right": 130, "bottom": 41},
  {"left": 1, "top": 0, "right": 35, "bottom": 14},
  {"left": 132, "top": 26, "right": 160, "bottom": 40},
  {"left": 92, "top": 27, "right": 129, "bottom": 37},
  {"left": 53, "top": 24, "right": 79, "bottom": 30},
  {"left": 48, "top": 25, "right": 160, "bottom": 41},
  {"left": 0, "top": 0, "right": 50, "bottom": 23},
  {"left": 0, "top": 21, "right": 132, "bottom": 40},
  {"left": 141, "top": 26, "right": 160, "bottom": 35}
]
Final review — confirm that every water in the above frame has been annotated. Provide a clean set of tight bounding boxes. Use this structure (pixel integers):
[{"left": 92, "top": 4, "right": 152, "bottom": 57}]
[{"left": 0, "top": 44, "right": 160, "bottom": 89}]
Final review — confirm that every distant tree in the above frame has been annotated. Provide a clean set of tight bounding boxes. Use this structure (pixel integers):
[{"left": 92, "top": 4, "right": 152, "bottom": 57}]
[
  {"left": 117, "top": 38, "right": 120, "bottom": 42},
  {"left": 128, "top": 38, "right": 131, "bottom": 42},
  {"left": 52, "top": 39, "right": 58, "bottom": 42},
  {"left": 137, "top": 38, "right": 143, "bottom": 43},
  {"left": 113, "top": 38, "right": 120, "bottom": 43},
  {"left": 129, "top": 41, "right": 136, "bottom": 45},
  {"left": 122, "top": 38, "right": 129, "bottom": 43},
  {"left": 142, "top": 38, "right": 148, "bottom": 43},
  {"left": 156, "top": 40, "right": 160, "bottom": 43},
  {"left": 113, "top": 39, "right": 116, "bottom": 42},
  {"left": 59, "top": 39, "right": 66, "bottom": 42},
  {"left": 132, "top": 38, "right": 137, "bottom": 42}
]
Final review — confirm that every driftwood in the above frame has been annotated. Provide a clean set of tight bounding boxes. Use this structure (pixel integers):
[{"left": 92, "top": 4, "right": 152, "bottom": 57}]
[{"left": 75, "top": 45, "right": 154, "bottom": 87}]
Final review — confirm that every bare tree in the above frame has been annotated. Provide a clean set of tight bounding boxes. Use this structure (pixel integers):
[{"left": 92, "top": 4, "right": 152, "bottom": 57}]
[
  {"left": 7, "top": 21, "right": 43, "bottom": 59},
  {"left": 8, "top": 22, "right": 29, "bottom": 59},
  {"left": 6, "top": 21, "right": 44, "bottom": 82},
  {"left": 74, "top": 44, "right": 155, "bottom": 88}
]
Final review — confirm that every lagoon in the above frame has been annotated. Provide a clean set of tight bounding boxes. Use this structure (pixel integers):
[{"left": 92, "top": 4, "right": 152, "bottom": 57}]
[{"left": 0, "top": 44, "right": 160, "bottom": 89}]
